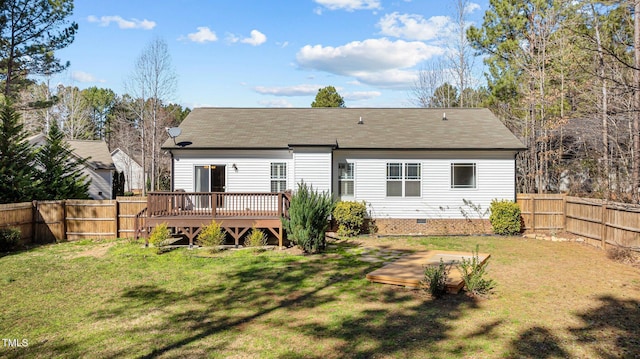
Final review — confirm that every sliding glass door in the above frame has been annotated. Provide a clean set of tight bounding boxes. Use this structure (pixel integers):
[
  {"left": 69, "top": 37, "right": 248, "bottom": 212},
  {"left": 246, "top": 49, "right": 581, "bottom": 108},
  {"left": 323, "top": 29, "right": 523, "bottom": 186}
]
[{"left": 194, "top": 165, "right": 225, "bottom": 208}]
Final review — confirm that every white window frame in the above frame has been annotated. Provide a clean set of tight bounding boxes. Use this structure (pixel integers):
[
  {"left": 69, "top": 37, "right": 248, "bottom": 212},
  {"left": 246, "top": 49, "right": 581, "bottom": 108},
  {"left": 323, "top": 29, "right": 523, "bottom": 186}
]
[
  {"left": 270, "top": 162, "right": 287, "bottom": 192},
  {"left": 404, "top": 163, "right": 421, "bottom": 197},
  {"left": 451, "top": 162, "right": 477, "bottom": 189},
  {"left": 338, "top": 162, "right": 355, "bottom": 198},
  {"left": 386, "top": 162, "right": 421, "bottom": 197}
]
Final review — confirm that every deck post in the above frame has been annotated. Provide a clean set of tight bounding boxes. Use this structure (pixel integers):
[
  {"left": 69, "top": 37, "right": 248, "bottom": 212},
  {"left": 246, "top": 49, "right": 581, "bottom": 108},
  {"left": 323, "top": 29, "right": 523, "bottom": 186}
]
[{"left": 212, "top": 193, "right": 217, "bottom": 217}]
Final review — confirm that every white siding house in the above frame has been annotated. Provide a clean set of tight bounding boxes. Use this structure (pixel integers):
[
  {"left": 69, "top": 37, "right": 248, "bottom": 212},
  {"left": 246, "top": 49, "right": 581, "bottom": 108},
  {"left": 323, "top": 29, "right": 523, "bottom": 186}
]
[
  {"left": 163, "top": 108, "right": 525, "bottom": 234},
  {"left": 67, "top": 140, "right": 115, "bottom": 200},
  {"left": 111, "top": 148, "right": 144, "bottom": 193},
  {"left": 28, "top": 134, "right": 115, "bottom": 200}
]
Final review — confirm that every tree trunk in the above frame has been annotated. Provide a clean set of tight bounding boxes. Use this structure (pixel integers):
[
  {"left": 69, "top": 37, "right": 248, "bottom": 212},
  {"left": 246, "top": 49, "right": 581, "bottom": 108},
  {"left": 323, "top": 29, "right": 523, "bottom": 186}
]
[
  {"left": 593, "top": 5, "right": 609, "bottom": 199},
  {"left": 634, "top": 0, "right": 640, "bottom": 203}
]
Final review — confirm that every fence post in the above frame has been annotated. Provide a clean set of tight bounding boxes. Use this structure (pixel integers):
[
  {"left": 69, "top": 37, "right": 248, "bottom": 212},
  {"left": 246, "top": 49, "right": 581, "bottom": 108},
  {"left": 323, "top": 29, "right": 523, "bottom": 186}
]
[
  {"left": 562, "top": 194, "right": 567, "bottom": 231},
  {"left": 31, "top": 200, "right": 37, "bottom": 244},
  {"left": 531, "top": 196, "right": 536, "bottom": 232},
  {"left": 115, "top": 199, "right": 120, "bottom": 239},
  {"left": 62, "top": 200, "right": 67, "bottom": 241},
  {"left": 600, "top": 202, "right": 607, "bottom": 250}
]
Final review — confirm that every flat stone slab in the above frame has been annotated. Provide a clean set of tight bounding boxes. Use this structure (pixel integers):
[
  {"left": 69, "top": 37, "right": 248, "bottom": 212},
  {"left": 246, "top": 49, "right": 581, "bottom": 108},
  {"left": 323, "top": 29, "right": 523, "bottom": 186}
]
[{"left": 366, "top": 250, "right": 491, "bottom": 293}]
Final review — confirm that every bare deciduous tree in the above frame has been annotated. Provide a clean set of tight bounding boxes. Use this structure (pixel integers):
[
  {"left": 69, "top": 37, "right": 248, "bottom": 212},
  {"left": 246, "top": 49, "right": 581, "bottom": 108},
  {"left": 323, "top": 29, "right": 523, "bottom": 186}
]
[{"left": 125, "top": 38, "right": 177, "bottom": 194}]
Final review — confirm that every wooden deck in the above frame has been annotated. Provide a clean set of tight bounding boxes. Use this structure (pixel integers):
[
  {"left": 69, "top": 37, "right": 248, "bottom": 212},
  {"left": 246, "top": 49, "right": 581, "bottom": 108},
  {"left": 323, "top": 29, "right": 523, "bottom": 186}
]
[
  {"left": 136, "top": 192, "right": 291, "bottom": 247},
  {"left": 366, "top": 250, "right": 491, "bottom": 293}
]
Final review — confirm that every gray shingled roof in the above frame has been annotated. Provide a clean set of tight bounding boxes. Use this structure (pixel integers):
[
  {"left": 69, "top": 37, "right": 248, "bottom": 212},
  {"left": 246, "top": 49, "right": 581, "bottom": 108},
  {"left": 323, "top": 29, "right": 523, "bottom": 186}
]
[
  {"left": 67, "top": 140, "right": 116, "bottom": 170},
  {"left": 27, "top": 134, "right": 116, "bottom": 170},
  {"left": 162, "top": 108, "right": 526, "bottom": 150}
]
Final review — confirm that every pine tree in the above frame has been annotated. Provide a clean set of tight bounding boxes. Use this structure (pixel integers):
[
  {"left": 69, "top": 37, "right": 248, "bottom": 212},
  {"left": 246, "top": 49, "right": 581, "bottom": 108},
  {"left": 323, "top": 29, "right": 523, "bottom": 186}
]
[
  {"left": 0, "top": 102, "right": 38, "bottom": 203},
  {"left": 35, "top": 121, "right": 90, "bottom": 200},
  {"left": 282, "top": 182, "right": 335, "bottom": 253},
  {"left": 311, "top": 86, "right": 345, "bottom": 108}
]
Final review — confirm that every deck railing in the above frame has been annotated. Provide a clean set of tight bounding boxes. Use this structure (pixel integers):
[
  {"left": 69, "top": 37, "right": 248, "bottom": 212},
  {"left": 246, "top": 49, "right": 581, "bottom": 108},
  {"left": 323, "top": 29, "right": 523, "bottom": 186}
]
[{"left": 147, "top": 191, "right": 291, "bottom": 218}]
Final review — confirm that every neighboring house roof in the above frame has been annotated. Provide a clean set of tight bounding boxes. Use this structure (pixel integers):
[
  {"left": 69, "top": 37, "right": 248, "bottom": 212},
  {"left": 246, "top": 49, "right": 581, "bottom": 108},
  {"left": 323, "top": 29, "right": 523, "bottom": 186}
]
[
  {"left": 67, "top": 140, "right": 116, "bottom": 170},
  {"left": 162, "top": 108, "right": 526, "bottom": 150},
  {"left": 28, "top": 134, "right": 115, "bottom": 170}
]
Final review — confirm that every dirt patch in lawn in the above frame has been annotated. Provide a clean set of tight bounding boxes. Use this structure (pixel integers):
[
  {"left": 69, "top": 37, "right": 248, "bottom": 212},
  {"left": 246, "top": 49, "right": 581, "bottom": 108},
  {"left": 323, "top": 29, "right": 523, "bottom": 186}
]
[{"left": 69, "top": 242, "right": 116, "bottom": 259}]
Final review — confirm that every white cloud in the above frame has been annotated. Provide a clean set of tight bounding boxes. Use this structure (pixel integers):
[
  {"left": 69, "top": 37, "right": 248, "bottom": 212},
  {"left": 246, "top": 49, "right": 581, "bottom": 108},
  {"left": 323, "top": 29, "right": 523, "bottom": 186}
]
[
  {"left": 377, "top": 12, "right": 452, "bottom": 41},
  {"left": 87, "top": 15, "right": 155, "bottom": 30},
  {"left": 185, "top": 27, "right": 218, "bottom": 43},
  {"left": 258, "top": 99, "right": 294, "bottom": 108},
  {"left": 314, "top": 0, "right": 381, "bottom": 11},
  {"left": 296, "top": 38, "right": 443, "bottom": 87},
  {"left": 343, "top": 91, "right": 381, "bottom": 101},
  {"left": 464, "top": 2, "right": 481, "bottom": 14},
  {"left": 71, "top": 71, "right": 104, "bottom": 83},
  {"left": 241, "top": 30, "right": 267, "bottom": 46},
  {"left": 228, "top": 30, "right": 267, "bottom": 46},
  {"left": 254, "top": 84, "right": 323, "bottom": 96}
]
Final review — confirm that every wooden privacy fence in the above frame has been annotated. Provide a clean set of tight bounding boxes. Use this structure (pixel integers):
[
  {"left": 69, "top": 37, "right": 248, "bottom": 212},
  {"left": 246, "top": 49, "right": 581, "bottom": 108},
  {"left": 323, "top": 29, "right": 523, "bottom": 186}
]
[
  {"left": 517, "top": 194, "right": 640, "bottom": 250},
  {"left": 0, "top": 197, "right": 147, "bottom": 244}
]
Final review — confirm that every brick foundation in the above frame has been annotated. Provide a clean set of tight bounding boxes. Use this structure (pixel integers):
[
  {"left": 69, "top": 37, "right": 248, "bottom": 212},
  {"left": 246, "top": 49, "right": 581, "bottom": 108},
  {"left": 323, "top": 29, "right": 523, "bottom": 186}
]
[{"left": 372, "top": 218, "right": 492, "bottom": 236}]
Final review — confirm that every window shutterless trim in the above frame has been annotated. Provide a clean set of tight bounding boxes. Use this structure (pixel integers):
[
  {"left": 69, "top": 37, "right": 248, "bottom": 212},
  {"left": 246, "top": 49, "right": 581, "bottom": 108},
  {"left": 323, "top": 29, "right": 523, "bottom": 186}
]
[{"left": 451, "top": 162, "right": 476, "bottom": 189}]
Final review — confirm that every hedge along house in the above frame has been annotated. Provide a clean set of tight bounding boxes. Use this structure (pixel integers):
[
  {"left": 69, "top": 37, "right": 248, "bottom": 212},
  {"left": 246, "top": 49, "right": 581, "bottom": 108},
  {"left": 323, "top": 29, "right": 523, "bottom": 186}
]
[{"left": 159, "top": 108, "right": 526, "bottom": 236}]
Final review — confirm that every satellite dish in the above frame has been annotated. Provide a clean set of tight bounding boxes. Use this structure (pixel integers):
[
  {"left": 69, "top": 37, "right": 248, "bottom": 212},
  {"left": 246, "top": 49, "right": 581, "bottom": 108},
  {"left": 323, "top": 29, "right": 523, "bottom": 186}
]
[{"left": 166, "top": 127, "right": 182, "bottom": 138}]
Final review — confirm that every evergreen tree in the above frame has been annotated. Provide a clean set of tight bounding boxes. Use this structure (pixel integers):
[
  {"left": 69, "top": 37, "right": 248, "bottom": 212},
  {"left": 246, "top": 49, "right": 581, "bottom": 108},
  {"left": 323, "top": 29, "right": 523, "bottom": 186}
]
[
  {"left": 0, "top": 102, "right": 38, "bottom": 203},
  {"left": 282, "top": 182, "right": 335, "bottom": 253},
  {"left": 0, "top": 0, "right": 78, "bottom": 98},
  {"left": 35, "top": 121, "right": 90, "bottom": 200},
  {"left": 311, "top": 86, "right": 345, "bottom": 108}
]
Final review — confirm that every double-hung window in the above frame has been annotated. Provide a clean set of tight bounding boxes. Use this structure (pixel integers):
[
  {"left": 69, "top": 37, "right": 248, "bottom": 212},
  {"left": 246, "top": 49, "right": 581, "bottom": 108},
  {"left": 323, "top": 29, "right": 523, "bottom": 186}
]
[
  {"left": 386, "top": 162, "right": 421, "bottom": 197},
  {"left": 451, "top": 163, "right": 476, "bottom": 189},
  {"left": 270, "top": 163, "right": 287, "bottom": 192},
  {"left": 338, "top": 162, "right": 354, "bottom": 197}
]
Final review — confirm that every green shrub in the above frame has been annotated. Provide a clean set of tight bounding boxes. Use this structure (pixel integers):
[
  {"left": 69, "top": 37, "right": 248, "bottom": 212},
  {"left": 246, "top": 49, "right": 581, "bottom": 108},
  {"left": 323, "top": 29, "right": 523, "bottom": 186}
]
[
  {"left": 244, "top": 226, "right": 267, "bottom": 248},
  {"left": 148, "top": 223, "right": 171, "bottom": 254},
  {"left": 422, "top": 258, "right": 450, "bottom": 299},
  {"left": 489, "top": 199, "right": 522, "bottom": 235},
  {"left": 282, "top": 182, "right": 335, "bottom": 253},
  {"left": 0, "top": 227, "right": 21, "bottom": 252},
  {"left": 333, "top": 201, "right": 368, "bottom": 237},
  {"left": 457, "top": 245, "right": 496, "bottom": 298},
  {"left": 198, "top": 220, "right": 226, "bottom": 253}
]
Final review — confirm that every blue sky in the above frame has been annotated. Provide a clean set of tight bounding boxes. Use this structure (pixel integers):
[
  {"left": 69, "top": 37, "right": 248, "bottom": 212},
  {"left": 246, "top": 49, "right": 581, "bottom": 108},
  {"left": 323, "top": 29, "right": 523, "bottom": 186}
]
[{"left": 52, "top": 0, "right": 488, "bottom": 109}]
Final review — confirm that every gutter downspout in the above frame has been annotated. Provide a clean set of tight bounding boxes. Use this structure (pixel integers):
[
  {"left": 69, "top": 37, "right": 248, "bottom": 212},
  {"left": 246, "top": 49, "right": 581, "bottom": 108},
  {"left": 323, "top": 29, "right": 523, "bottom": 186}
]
[{"left": 170, "top": 150, "right": 175, "bottom": 192}]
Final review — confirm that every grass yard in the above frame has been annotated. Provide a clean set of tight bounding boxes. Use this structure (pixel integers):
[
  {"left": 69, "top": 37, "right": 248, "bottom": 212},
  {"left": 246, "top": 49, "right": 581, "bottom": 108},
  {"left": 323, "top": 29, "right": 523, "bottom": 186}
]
[{"left": 1, "top": 235, "right": 639, "bottom": 358}]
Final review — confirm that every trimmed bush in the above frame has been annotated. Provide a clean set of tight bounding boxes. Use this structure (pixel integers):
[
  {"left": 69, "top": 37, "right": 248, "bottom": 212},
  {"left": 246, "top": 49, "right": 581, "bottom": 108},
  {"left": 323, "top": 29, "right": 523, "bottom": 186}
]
[
  {"left": 422, "top": 258, "right": 450, "bottom": 299},
  {"left": 489, "top": 199, "right": 522, "bottom": 235},
  {"left": 333, "top": 201, "right": 368, "bottom": 237},
  {"left": 198, "top": 220, "right": 226, "bottom": 253},
  {"left": 244, "top": 226, "right": 268, "bottom": 249},
  {"left": 148, "top": 223, "right": 171, "bottom": 254},
  {"left": 282, "top": 182, "right": 335, "bottom": 253},
  {"left": 0, "top": 227, "right": 21, "bottom": 252}
]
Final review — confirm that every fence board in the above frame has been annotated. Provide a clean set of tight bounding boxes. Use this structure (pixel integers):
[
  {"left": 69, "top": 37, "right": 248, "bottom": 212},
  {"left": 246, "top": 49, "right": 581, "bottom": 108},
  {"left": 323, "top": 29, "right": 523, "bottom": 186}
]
[
  {"left": 116, "top": 197, "right": 147, "bottom": 238},
  {"left": 516, "top": 194, "right": 564, "bottom": 231},
  {"left": 65, "top": 200, "right": 116, "bottom": 240},
  {"left": 34, "top": 201, "right": 65, "bottom": 243},
  {"left": 518, "top": 194, "right": 640, "bottom": 250},
  {"left": 0, "top": 202, "right": 34, "bottom": 245}
]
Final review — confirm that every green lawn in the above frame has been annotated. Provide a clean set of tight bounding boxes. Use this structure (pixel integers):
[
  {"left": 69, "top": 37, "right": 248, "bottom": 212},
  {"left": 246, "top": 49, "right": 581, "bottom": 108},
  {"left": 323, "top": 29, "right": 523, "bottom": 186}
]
[{"left": 1, "top": 236, "right": 639, "bottom": 358}]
